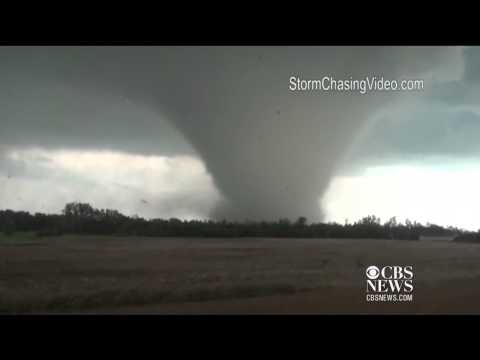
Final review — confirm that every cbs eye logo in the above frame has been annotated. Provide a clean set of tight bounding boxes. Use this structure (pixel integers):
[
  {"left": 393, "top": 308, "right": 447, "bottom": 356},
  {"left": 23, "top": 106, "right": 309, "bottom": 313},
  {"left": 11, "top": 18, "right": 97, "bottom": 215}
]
[{"left": 366, "top": 266, "right": 380, "bottom": 280}]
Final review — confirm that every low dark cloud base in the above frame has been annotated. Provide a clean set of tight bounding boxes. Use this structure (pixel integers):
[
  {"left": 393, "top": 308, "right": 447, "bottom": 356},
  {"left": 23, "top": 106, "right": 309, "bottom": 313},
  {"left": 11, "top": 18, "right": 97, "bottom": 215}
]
[{"left": 0, "top": 46, "right": 466, "bottom": 221}]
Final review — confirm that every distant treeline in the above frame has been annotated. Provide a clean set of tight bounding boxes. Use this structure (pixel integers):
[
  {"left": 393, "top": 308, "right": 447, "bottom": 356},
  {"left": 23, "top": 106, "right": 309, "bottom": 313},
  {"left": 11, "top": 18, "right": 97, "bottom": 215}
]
[{"left": 0, "top": 202, "right": 472, "bottom": 241}]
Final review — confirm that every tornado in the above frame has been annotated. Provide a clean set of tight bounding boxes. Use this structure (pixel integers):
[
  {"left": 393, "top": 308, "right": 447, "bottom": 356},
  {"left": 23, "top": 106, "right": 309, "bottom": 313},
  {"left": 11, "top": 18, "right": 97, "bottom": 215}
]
[{"left": 0, "top": 46, "right": 461, "bottom": 221}]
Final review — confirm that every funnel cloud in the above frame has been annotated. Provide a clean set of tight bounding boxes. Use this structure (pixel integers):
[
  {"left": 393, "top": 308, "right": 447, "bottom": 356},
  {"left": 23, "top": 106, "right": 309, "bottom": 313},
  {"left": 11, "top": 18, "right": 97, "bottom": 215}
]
[{"left": 0, "top": 46, "right": 464, "bottom": 221}]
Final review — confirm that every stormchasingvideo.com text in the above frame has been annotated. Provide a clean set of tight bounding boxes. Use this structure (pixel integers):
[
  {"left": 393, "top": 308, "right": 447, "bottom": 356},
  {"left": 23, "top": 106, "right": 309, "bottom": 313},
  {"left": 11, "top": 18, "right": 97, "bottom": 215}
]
[{"left": 289, "top": 76, "right": 424, "bottom": 94}]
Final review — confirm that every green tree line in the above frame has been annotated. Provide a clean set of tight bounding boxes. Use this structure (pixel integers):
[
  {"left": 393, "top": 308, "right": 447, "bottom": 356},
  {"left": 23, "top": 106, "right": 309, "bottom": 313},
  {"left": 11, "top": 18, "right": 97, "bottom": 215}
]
[{"left": 0, "top": 202, "right": 469, "bottom": 240}]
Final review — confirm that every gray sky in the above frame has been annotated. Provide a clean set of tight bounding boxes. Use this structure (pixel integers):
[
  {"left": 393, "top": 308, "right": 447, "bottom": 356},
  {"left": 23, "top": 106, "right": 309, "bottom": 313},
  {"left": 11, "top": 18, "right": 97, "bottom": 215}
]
[{"left": 1, "top": 46, "right": 479, "bottom": 227}]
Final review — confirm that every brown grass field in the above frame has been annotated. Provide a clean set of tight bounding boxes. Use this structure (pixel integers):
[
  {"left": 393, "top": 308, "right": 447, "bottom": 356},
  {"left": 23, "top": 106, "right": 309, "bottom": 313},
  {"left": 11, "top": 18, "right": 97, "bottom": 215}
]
[{"left": 1, "top": 234, "right": 480, "bottom": 314}]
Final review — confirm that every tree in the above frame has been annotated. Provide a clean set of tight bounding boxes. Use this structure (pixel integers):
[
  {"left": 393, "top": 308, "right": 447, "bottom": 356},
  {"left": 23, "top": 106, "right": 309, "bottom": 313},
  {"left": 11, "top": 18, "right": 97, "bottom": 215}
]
[
  {"left": 63, "top": 202, "right": 96, "bottom": 218},
  {"left": 295, "top": 216, "right": 307, "bottom": 226},
  {"left": 2, "top": 217, "right": 16, "bottom": 236}
]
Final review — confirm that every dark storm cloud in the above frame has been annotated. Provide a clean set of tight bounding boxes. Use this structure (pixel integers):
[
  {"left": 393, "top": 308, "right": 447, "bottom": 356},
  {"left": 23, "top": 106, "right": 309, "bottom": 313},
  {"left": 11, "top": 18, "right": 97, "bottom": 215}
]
[
  {"left": 426, "top": 47, "right": 480, "bottom": 108},
  {"left": 0, "top": 46, "right": 464, "bottom": 221},
  {"left": 342, "top": 47, "right": 480, "bottom": 169},
  {"left": 346, "top": 108, "right": 480, "bottom": 167},
  {"left": 0, "top": 74, "right": 195, "bottom": 156}
]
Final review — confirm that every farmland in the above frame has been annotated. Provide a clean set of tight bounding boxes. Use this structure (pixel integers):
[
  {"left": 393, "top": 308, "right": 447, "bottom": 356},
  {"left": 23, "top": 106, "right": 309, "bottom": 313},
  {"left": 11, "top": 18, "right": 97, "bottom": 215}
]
[{"left": 1, "top": 235, "right": 480, "bottom": 313}]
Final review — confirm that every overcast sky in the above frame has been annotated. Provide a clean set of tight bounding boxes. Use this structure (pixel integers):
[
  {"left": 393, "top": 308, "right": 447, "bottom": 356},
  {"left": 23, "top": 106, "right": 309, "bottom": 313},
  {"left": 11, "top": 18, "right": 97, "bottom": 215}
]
[{"left": 1, "top": 46, "right": 479, "bottom": 229}]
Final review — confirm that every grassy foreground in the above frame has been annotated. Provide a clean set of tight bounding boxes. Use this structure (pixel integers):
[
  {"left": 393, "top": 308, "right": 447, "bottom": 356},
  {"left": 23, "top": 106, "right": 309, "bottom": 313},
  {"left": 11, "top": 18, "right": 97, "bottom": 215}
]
[{"left": 2, "top": 235, "right": 480, "bottom": 313}]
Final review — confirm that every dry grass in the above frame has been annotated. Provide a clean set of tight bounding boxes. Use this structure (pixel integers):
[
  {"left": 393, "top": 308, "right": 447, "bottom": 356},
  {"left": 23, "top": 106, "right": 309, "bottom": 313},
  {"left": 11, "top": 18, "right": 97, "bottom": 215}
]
[{"left": 2, "top": 236, "right": 480, "bottom": 313}]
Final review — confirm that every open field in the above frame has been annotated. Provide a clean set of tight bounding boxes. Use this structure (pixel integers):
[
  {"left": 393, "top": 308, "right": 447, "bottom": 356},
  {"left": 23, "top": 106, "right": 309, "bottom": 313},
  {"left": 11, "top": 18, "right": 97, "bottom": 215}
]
[{"left": 2, "top": 235, "right": 480, "bottom": 314}]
